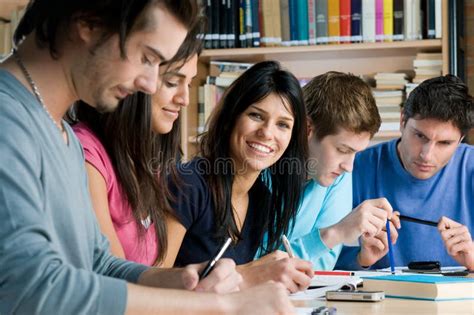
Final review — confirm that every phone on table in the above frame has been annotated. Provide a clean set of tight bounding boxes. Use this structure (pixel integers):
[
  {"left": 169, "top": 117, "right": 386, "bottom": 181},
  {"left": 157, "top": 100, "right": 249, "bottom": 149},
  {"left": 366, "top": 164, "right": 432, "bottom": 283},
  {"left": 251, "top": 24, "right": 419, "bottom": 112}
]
[{"left": 326, "top": 290, "right": 385, "bottom": 302}]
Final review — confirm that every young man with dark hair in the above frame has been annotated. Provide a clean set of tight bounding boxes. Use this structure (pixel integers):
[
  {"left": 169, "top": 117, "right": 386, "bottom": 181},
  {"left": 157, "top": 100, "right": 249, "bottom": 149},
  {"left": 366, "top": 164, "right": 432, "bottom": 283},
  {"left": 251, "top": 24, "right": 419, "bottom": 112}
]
[
  {"left": 0, "top": 0, "right": 293, "bottom": 314},
  {"left": 284, "top": 72, "right": 398, "bottom": 269},
  {"left": 336, "top": 75, "right": 474, "bottom": 271}
]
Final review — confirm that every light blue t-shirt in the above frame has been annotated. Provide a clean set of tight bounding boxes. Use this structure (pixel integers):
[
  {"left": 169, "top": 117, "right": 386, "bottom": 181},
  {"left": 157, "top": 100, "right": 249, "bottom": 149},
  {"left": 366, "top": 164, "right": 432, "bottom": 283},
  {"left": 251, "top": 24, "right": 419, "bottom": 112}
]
[
  {"left": 0, "top": 70, "right": 148, "bottom": 314},
  {"left": 336, "top": 139, "right": 474, "bottom": 270},
  {"left": 287, "top": 173, "right": 352, "bottom": 270}
]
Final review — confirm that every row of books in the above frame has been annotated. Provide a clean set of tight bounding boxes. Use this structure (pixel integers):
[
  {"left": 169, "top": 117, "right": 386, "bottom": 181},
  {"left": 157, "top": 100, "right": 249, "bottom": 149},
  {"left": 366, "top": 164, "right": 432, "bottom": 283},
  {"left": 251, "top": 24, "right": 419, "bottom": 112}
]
[
  {"left": 198, "top": 52, "right": 442, "bottom": 136},
  {"left": 372, "top": 52, "right": 442, "bottom": 132},
  {"left": 202, "top": 0, "right": 443, "bottom": 49},
  {"left": 0, "top": 6, "right": 25, "bottom": 58}
]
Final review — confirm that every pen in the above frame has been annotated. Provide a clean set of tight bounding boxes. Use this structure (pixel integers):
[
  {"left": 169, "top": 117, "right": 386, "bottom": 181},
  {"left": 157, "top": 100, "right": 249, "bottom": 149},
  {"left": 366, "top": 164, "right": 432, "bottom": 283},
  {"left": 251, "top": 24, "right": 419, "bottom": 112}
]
[
  {"left": 386, "top": 220, "right": 395, "bottom": 274},
  {"left": 398, "top": 214, "right": 438, "bottom": 227},
  {"left": 314, "top": 271, "right": 354, "bottom": 276},
  {"left": 281, "top": 234, "right": 295, "bottom": 258},
  {"left": 199, "top": 237, "right": 232, "bottom": 279}
]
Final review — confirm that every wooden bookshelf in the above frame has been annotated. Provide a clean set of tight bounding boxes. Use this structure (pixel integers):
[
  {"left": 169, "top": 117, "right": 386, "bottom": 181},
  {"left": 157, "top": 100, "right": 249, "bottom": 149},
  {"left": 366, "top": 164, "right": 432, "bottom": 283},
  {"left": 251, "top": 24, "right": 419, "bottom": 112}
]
[
  {"left": 182, "top": 2, "right": 450, "bottom": 160},
  {"left": 0, "top": 0, "right": 27, "bottom": 19}
]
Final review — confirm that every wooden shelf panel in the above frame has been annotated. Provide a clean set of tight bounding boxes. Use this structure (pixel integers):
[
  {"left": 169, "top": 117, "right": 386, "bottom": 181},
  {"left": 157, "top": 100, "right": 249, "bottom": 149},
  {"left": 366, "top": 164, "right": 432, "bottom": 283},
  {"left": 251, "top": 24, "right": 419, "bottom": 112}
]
[
  {"left": 200, "top": 40, "right": 442, "bottom": 62},
  {"left": 0, "top": 0, "right": 28, "bottom": 19}
]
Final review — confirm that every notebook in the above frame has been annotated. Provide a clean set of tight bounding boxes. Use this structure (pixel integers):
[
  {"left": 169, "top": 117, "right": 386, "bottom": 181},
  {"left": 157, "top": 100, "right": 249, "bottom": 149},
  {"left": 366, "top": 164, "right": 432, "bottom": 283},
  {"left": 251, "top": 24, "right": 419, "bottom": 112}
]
[{"left": 362, "top": 274, "right": 474, "bottom": 301}]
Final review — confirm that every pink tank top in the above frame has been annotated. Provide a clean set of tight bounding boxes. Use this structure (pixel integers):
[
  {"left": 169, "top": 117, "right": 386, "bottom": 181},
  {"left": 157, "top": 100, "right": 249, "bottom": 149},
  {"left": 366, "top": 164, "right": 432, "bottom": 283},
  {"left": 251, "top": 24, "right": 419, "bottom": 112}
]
[{"left": 73, "top": 122, "right": 158, "bottom": 266}]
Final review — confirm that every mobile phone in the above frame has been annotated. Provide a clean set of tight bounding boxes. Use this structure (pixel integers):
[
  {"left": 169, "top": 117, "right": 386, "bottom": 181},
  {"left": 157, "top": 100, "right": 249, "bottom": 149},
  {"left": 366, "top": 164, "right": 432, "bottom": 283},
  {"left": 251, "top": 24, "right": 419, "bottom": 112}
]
[
  {"left": 407, "top": 261, "right": 441, "bottom": 271},
  {"left": 326, "top": 290, "right": 385, "bottom": 302}
]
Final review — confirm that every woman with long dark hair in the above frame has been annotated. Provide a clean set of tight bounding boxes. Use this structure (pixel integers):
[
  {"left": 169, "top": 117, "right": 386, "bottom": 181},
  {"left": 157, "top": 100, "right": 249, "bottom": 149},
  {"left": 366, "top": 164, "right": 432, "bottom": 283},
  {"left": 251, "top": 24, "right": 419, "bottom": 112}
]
[
  {"left": 70, "top": 28, "right": 201, "bottom": 266},
  {"left": 164, "top": 61, "right": 314, "bottom": 291}
]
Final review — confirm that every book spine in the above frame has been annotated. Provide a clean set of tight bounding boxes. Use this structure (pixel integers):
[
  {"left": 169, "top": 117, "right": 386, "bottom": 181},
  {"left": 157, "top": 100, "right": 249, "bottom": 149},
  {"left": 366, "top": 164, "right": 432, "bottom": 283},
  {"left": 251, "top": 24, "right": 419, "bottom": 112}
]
[
  {"left": 280, "top": 0, "right": 291, "bottom": 46},
  {"left": 351, "top": 0, "right": 362, "bottom": 43},
  {"left": 239, "top": 0, "right": 247, "bottom": 47},
  {"left": 262, "top": 0, "right": 275, "bottom": 46},
  {"left": 245, "top": 0, "right": 253, "bottom": 47},
  {"left": 212, "top": 0, "right": 220, "bottom": 48},
  {"left": 197, "top": 86, "right": 205, "bottom": 134},
  {"left": 434, "top": 0, "right": 441, "bottom": 38},
  {"left": 427, "top": 0, "right": 435, "bottom": 39},
  {"left": 340, "top": 0, "right": 352, "bottom": 43},
  {"left": 252, "top": 0, "right": 261, "bottom": 46},
  {"left": 393, "top": 0, "right": 404, "bottom": 41},
  {"left": 204, "top": 0, "right": 213, "bottom": 49},
  {"left": 413, "top": 0, "right": 421, "bottom": 39},
  {"left": 383, "top": 0, "right": 393, "bottom": 42},
  {"left": 272, "top": 0, "right": 282, "bottom": 45},
  {"left": 289, "top": 0, "right": 298, "bottom": 45},
  {"left": 315, "top": 0, "right": 328, "bottom": 44},
  {"left": 375, "top": 0, "right": 384, "bottom": 42},
  {"left": 308, "top": 0, "right": 317, "bottom": 45},
  {"left": 227, "top": 0, "right": 236, "bottom": 48},
  {"left": 219, "top": 0, "right": 228, "bottom": 48},
  {"left": 297, "top": 0, "right": 309, "bottom": 45},
  {"left": 233, "top": 0, "right": 241, "bottom": 47},
  {"left": 327, "top": 0, "right": 340, "bottom": 43},
  {"left": 362, "top": 0, "right": 376, "bottom": 42}
]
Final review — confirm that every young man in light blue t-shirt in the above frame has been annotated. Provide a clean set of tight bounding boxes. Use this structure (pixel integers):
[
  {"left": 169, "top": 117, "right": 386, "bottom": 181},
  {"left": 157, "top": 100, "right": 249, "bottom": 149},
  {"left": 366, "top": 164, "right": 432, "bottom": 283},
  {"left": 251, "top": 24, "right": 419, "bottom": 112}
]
[
  {"left": 336, "top": 75, "right": 474, "bottom": 271},
  {"left": 286, "top": 72, "right": 400, "bottom": 270}
]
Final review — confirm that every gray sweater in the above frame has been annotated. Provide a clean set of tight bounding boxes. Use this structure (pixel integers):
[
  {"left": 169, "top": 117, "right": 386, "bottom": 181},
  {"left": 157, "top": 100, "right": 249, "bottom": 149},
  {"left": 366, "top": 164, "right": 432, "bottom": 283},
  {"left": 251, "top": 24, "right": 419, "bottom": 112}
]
[{"left": 0, "top": 69, "right": 148, "bottom": 314}]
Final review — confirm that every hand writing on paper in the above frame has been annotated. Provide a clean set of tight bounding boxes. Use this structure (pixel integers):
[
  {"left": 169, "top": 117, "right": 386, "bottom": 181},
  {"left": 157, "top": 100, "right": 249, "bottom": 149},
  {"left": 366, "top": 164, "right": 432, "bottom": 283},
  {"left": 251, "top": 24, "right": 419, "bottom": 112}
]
[
  {"left": 238, "top": 252, "right": 313, "bottom": 293},
  {"left": 184, "top": 258, "right": 242, "bottom": 293},
  {"left": 438, "top": 216, "right": 474, "bottom": 271},
  {"left": 358, "top": 212, "right": 400, "bottom": 267}
]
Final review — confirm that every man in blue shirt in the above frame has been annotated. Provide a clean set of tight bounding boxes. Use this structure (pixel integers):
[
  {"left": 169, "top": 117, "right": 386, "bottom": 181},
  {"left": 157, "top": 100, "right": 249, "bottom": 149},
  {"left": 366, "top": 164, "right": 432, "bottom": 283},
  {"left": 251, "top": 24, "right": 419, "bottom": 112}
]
[
  {"left": 336, "top": 75, "right": 474, "bottom": 271},
  {"left": 0, "top": 0, "right": 293, "bottom": 314}
]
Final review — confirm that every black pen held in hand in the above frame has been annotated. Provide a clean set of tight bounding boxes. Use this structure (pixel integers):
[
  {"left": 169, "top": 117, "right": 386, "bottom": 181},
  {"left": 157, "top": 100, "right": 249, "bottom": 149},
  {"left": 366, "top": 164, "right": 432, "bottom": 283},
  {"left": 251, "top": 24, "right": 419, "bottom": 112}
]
[{"left": 199, "top": 237, "right": 232, "bottom": 280}]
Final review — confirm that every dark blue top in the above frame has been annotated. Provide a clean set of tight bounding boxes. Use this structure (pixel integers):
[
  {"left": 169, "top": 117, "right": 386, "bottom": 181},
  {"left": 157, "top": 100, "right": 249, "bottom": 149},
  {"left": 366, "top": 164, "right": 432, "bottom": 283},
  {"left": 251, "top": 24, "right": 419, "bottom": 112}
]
[
  {"left": 336, "top": 139, "right": 474, "bottom": 270},
  {"left": 169, "top": 158, "right": 266, "bottom": 266}
]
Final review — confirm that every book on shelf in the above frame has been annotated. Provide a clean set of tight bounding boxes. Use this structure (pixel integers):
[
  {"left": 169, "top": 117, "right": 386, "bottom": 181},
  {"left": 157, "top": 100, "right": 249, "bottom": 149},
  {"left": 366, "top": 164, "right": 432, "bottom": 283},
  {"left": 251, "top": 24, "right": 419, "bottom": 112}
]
[
  {"left": 435, "top": 0, "right": 442, "bottom": 38},
  {"left": 315, "top": 0, "right": 329, "bottom": 44},
  {"left": 280, "top": 0, "right": 291, "bottom": 46},
  {"left": 383, "top": 0, "right": 394, "bottom": 42},
  {"left": 206, "top": 75, "right": 237, "bottom": 87},
  {"left": 375, "top": 0, "right": 384, "bottom": 41},
  {"left": 351, "top": 0, "right": 363, "bottom": 43},
  {"left": 363, "top": 274, "right": 474, "bottom": 301},
  {"left": 379, "top": 121, "right": 401, "bottom": 131},
  {"left": 339, "top": 0, "right": 351, "bottom": 43},
  {"left": 308, "top": 0, "right": 317, "bottom": 45},
  {"left": 209, "top": 61, "right": 253, "bottom": 76},
  {"left": 362, "top": 0, "right": 376, "bottom": 42},
  {"left": 197, "top": 86, "right": 206, "bottom": 134},
  {"left": 393, "top": 0, "right": 404, "bottom": 41},
  {"left": 327, "top": 0, "right": 340, "bottom": 43}
]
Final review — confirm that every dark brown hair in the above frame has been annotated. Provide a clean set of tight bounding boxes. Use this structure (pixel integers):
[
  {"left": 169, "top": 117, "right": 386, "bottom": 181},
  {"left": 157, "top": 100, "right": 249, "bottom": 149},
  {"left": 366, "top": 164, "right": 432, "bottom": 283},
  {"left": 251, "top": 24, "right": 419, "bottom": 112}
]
[
  {"left": 199, "top": 61, "right": 308, "bottom": 253},
  {"left": 68, "top": 24, "right": 203, "bottom": 265},
  {"left": 304, "top": 71, "right": 381, "bottom": 139},
  {"left": 14, "top": 0, "right": 200, "bottom": 59},
  {"left": 403, "top": 75, "right": 474, "bottom": 136}
]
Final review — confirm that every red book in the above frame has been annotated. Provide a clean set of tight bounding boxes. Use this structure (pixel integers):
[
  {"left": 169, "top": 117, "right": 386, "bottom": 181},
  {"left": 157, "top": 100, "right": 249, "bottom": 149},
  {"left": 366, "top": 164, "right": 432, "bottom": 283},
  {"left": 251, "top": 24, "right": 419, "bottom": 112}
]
[
  {"left": 339, "top": 0, "right": 351, "bottom": 43},
  {"left": 314, "top": 270, "right": 354, "bottom": 276}
]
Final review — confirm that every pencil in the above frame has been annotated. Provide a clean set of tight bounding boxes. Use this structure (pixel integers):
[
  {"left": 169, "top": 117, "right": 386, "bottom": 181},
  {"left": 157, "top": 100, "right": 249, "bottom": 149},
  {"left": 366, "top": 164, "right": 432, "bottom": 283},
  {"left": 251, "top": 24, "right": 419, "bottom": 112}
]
[
  {"left": 281, "top": 235, "right": 295, "bottom": 258},
  {"left": 386, "top": 221, "right": 395, "bottom": 274},
  {"left": 398, "top": 214, "right": 438, "bottom": 227}
]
